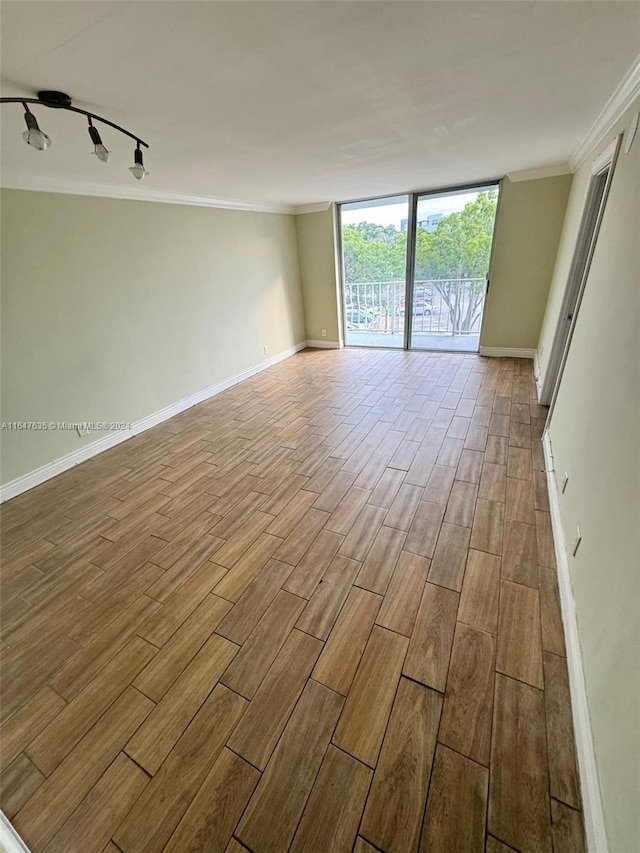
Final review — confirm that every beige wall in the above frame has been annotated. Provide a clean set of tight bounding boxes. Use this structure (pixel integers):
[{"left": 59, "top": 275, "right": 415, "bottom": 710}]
[
  {"left": 295, "top": 206, "right": 341, "bottom": 343},
  {"left": 294, "top": 181, "right": 571, "bottom": 353},
  {"left": 536, "top": 166, "right": 592, "bottom": 379},
  {"left": 1, "top": 190, "right": 305, "bottom": 485},
  {"left": 481, "top": 174, "right": 572, "bottom": 350},
  {"left": 539, "top": 99, "right": 640, "bottom": 853}
]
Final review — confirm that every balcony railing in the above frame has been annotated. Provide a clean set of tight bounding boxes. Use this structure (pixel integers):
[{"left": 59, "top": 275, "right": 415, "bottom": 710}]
[{"left": 344, "top": 278, "right": 487, "bottom": 336}]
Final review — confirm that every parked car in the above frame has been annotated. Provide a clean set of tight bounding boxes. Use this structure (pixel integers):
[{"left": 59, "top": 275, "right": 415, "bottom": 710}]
[
  {"left": 345, "top": 309, "right": 375, "bottom": 327},
  {"left": 397, "top": 296, "right": 433, "bottom": 316},
  {"left": 413, "top": 300, "right": 434, "bottom": 316},
  {"left": 345, "top": 301, "right": 380, "bottom": 316}
]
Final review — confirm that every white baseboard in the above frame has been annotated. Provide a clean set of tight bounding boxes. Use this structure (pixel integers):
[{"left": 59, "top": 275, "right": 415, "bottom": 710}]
[
  {"left": 542, "top": 432, "right": 608, "bottom": 853},
  {"left": 305, "top": 340, "right": 341, "bottom": 349},
  {"left": 533, "top": 350, "right": 544, "bottom": 400},
  {"left": 0, "top": 813, "right": 30, "bottom": 853},
  {"left": 479, "top": 346, "right": 535, "bottom": 359},
  {"left": 0, "top": 341, "right": 307, "bottom": 503}
]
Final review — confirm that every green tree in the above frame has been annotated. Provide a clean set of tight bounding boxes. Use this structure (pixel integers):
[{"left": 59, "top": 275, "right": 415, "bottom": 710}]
[
  {"left": 417, "top": 191, "right": 497, "bottom": 333},
  {"left": 424, "top": 190, "right": 496, "bottom": 278},
  {"left": 341, "top": 191, "right": 498, "bottom": 335},
  {"left": 341, "top": 224, "right": 407, "bottom": 326},
  {"left": 342, "top": 224, "right": 406, "bottom": 283}
]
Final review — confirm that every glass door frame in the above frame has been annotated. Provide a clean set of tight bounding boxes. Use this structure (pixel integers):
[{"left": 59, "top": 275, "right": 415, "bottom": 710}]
[
  {"left": 338, "top": 177, "right": 502, "bottom": 353},
  {"left": 337, "top": 192, "right": 410, "bottom": 350}
]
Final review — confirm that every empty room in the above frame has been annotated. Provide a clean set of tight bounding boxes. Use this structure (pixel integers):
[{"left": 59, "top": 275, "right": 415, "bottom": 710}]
[{"left": 0, "top": 2, "right": 638, "bottom": 852}]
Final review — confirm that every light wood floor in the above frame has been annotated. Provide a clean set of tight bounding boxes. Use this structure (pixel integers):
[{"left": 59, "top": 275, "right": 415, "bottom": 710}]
[{"left": 0, "top": 348, "right": 585, "bottom": 853}]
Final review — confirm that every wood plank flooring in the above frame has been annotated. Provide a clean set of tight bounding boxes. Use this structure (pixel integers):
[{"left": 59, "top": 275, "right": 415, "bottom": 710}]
[{"left": 0, "top": 347, "right": 584, "bottom": 852}]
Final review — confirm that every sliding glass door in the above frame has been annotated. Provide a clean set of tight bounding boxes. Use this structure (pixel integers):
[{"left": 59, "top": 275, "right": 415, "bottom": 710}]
[
  {"left": 409, "top": 184, "right": 499, "bottom": 352},
  {"left": 339, "top": 183, "right": 499, "bottom": 352},
  {"left": 340, "top": 195, "right": 409, "bottom": 348}
]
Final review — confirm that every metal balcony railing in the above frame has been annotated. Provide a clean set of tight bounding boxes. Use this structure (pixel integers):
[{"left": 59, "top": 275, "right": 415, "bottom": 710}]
[{"left": 344, "top": 278, "right": 487, "bottom": 336}]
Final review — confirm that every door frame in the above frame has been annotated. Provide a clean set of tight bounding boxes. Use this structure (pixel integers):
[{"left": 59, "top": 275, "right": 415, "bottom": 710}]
[
  {"left": 403, "top": 192, "right": 418, "bottom": 351},
  {"left": 337, "top": 178, "right": 501, "bottom": 352},
  {"left": 541, "top": 136, "right": 621, "bottom": 409},
  {"left": 476, "top": 179, "right": 505, "bottom": 353},
  {"left": 406, "top": 179, "right": 501, "bottom": 352},
  {"left": 337, "top": 192, "right": 410, "bottom": 350}
]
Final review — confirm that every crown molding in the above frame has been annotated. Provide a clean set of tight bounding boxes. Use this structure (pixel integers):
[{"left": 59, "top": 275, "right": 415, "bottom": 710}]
[
  {"left": 571, "top": 54, "right": 640, "bottom": 172},
  {"left": 0, "top": 175, "right": 295, "bottom": 215},
  {"left": 294, "top": 201, "right": 332, "bottom": 215},
  {"left": 507, "top": 163, "right": 572, "bottom": 183}
]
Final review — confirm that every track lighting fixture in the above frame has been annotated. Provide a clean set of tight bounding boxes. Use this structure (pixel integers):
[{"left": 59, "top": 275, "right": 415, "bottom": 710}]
[
  {"left": 22, "top": 105, "right": 51, "bottom": 150},
  {"left": 87, "top": 117, "right": 110, "bottom": 163},
  {"left": 1, "top": 90, "right": 150, "bottom": 179},
  {"left": 129, "top": 144, "right": 149, "bottom": 180}
]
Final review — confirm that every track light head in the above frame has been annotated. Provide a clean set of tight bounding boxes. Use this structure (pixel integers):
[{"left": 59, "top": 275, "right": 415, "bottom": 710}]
[
  {"left": 87, "top": 119, "right": 110, "bottom": 162},
  {"left": 22, "top": 106, "right": 51, "bottom": 150},
  {"left": 130, "top": 164, "right": 148, "bottom": 180},
  {"left": 4, "top": 93, "right": 149, "bottom": 170},
  {"left": 94, "top": 144, "right": 110, "bottom": 163},
  {"left": 129, "top": 145, "right": 149, "bottom": 180}
]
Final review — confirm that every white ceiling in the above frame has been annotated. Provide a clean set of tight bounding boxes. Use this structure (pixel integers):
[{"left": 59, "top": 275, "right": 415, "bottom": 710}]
[{"left": 1, "top": 1, "right": 639, "bottom": 209}]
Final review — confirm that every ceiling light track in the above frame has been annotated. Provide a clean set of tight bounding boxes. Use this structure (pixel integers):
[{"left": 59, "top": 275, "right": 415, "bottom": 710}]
[{"left": 1, "top": 90, "right": 150, "bottom": 180}]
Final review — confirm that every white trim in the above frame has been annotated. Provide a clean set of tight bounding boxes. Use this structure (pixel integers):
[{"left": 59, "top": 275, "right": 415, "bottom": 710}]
[
  {"left": 479, "top": 346, "right": 535, "bottom": 359},
  {"left": 622, "top": 111, "right": 639, "bottom": 154},
  {"left": 305, "top": 339, "right": 341, "bottom": 349},
  {"left": 330, "top": 203, "right": 345, "bottom": 348},
  {"left": 0, "top": 813, "right": 31, "bottom": 853},
  {"left": 571, "top": 54, "right": 640, "bottom": 171},
  {"left": 591, "top": 140, "right": 617, "bottom": 176},
  {"left": 542, "top": 432, "right": 608, "bottom": 853},
  {"left": 475, "top": 180, "right": 505, "bottom": 353},
  {"left": 542, "top": 134, "right": 621, "bottom": 411},
  {"left": 0, "top": 342, "right": 307, "bottom": 503},
  {"left": 507, "top": 164, "right": 572, "bottom": 182},
  {"left": 1, "top": 176, "right": 294, "bottom": 215},
  {"left": 533, "top": 349, "right": 543, "bottom": 400},
  {"left": 294, "top": 202, "right": 332, "bottom": 215}
]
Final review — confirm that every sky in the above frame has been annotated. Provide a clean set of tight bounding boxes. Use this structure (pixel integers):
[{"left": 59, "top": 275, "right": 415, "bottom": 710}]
[{"left": 341, "top": 188, "right": 486, "bottom": 229}]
